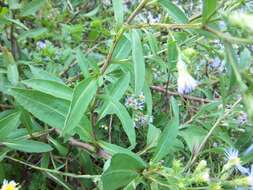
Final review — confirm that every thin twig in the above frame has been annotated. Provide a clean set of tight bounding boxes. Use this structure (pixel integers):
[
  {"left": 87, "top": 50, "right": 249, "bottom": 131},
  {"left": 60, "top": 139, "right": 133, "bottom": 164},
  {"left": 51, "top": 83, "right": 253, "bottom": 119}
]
[
  {"left": 185, "top": 97, "right": 242, "bottom": 169},
  {"left": 5, "top": 156, "right": 100, "bottom": 179},
  {"left": 151, "top": 86, "right": 214, "bottom": 103}
]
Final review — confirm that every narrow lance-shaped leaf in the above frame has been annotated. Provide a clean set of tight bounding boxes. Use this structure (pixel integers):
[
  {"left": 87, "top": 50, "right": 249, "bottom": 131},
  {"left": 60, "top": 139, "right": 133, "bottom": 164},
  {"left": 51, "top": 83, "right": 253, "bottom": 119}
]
[
  {"left": 152, "top": 118, "right": 179, "bottom": 162},
  {"left": 112, "top": 0, "right": 124, "bottom": 26},
  {"left": 132, "top": 29, "right": 145, "bottom": 95},
  {"left": 158, "top": 0, "right": 188, "bottom": 23},
  {"left": 110, "top": 99, "right": 136, "bottom": 147},
  {"left": 224, "top": 42, "right": 247, "bottom": 91},
  {"left": 22, "top": 79, "right": 73, "bottom": 101},
  {"left": 11, "top": 88, "right": 70, "bottom": 129},
  {"left": 97, "top": 73, "right": 130, "bottom": 119},
  {"left": 76, "top": 48, "right": 90, "bottom": 78},
  {"left": 202, "top": 0, "right": 218, "bottom": 24},
  {"left": 2, "top": 139, "right": 53, "bottom": 153},
  {"left": 63, "top": 78, "right": 97, "bottom": 135},
  {"left": 3, "top": 48, "right": 19, "bottom": 85},
  {"left": 0, "top": 111, "right": 20, "bottom": 140},
  {"left": 167, "top": 39, "right": 178, "bottom": 71}
]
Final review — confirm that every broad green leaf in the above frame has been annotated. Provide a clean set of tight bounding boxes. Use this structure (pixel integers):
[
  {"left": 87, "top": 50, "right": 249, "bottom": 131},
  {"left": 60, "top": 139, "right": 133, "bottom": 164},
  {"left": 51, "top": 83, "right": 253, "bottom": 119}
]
[
  {"left": 0, "top": 111, "right": 20, "bottom": 140},
  {"left": 76, "top": 49, "right": 90, "bottom": 78},
  {"left": 132, "top": 29, "right": 145, "bottom": 95},
  {"left": 3, "top": 139, "right": 53, "bottom": 153},
  {"left": 98, "top": 141, "right": 146, "bottom": 166},
  {"left": 102, "top": 169, "right": 138, "bottom": 190},
  {"left": 3, "top": 48, "right": 19, "bottom": 85},
  {"left": 152, "top": 118, "right": 179, "bottom": 162},
  {"left": 97, "top": 73, "right": 130, "bottom": 119},
  {"left": 29, "top": 65, "right": 64, "bottom": 84},
  {"left": 202, "top": 0, "right": 217, "bottom": 23},
  {"left": 11, "top": 88, "right": 69, "bottom": 129},
  {"left": 167, "top": 39, "right": 178, "bottom": 71},
  {"left": 11, "top": 88, "right": 94, "bottom": 141},
  {"left": 21, "top": 0, "right": 47, "bottom": 17},
  {"left": 108, "top": 153, "right": 146, "bottom": 171},
  {"left": 23, "top": 79, "right": 73, "bottom": 101},
  {"left": 63, "top": 78, "right": 97, "bottom": 135},
  {"left": 158, "top": 0, "right": 188, "bottom": 23},
  {"left": 112, "top": 0, "right": 124, "bottom": 26}
]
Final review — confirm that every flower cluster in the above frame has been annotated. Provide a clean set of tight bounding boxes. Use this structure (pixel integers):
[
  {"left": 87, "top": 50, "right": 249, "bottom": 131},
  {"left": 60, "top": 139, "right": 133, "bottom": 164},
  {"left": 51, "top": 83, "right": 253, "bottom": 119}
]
[
  {"left": 134, "top": 112, "right": 153, "bottom": 128},
  {"left": 1, "top": 180, "right": 20, "bottom": 190},
  {"left": 177, "top": 57, "right": 198, "bottom": 94},
  {"left": 125, "top": 92, "right": 145, "bottom": 110}
]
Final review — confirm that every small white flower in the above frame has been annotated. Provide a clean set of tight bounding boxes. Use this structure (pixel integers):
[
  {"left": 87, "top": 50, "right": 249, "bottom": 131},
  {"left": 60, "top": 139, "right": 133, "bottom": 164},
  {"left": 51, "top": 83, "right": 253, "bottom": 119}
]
[
  {"left": 177, "top": 58, "right": 198, "bottom": 94},
  {"left": 1, "top": 179, "right": 20, "bottom": 190}
]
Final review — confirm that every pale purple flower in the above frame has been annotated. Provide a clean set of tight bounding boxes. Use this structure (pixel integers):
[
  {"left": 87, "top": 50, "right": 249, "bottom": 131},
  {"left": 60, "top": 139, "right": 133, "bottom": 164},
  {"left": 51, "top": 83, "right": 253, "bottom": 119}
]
[
  {"left": 224, "top": 148, "right": 248, "bottom": 174},
  {"left": 36, "top": 41, "right": 46, "bottom": 49},
  {"left": 177, "top": 58, "right": 198, "bottom": 94}
]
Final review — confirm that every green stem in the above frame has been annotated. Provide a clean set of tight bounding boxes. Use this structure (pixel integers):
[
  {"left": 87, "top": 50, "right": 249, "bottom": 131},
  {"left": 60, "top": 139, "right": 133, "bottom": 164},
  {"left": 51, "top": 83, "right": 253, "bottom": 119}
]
[
  {"left": 6, "top": 156, "right": 100, "bottom": 179},
  {"left": 185, "top": 97, "right": 242, "bottom": 169}
]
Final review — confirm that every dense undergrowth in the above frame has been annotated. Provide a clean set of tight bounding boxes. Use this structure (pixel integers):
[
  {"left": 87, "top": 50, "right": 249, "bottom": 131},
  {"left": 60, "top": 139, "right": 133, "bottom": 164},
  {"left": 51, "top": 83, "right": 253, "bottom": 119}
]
[{"left": 1, "top": 0, "right": 253, "bottom": 189}]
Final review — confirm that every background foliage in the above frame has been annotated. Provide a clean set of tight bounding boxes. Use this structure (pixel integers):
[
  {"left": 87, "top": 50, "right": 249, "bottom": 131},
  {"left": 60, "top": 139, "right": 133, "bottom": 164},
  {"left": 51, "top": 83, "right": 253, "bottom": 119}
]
[{"left": 1, "top": 0, "right": 253, "bottom": 189}]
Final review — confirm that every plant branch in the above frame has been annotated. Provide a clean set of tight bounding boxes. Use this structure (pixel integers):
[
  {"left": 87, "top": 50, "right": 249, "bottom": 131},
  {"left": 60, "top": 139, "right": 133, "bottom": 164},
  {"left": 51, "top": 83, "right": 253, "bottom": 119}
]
[{"left": 151, "top": 86, "right": 214, "bottom": 103}]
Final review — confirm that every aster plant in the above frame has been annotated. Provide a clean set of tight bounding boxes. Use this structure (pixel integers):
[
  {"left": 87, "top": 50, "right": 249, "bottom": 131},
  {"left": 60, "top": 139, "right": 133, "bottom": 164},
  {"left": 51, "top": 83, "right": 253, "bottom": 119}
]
[{"left": 0, "top": 0, "right": 253, "bottom": 189}]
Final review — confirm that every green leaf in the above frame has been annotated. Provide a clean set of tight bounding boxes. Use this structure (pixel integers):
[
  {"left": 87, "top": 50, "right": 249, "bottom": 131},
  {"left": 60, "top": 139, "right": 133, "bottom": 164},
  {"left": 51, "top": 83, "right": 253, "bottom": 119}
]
[
  {"left": 21, "top": 0, "right": 47, "bottom": 17},
  {"left": 158, "top": 0, "right": 188, "bottom": 23},
  {"left": 113, "top": 36, "right": 131, "bottom": 60},
  {"left": 147, "top": 124, "right": 161, "bottom": 149},
  {"left": 11, "top": 88, "right": 69, "bottom": 129},
  {"left": 97, "top": 73, "right": 130, "bottom": 119},
  {"left": 0, "top": 111, "right": 20, "bottom": 140},
  {"left": 98, "top": 141, "right": 146, "bottom": 166},
  {"left": 132, "top": 29, "right": 145, "bottom": 95},
  {"left": 3, "top": 139, "right": 53, "bottom": 153},
  {"left": 48, "top": 136, "right": 68, "bottom": 156},
  {"left": 102, "top": 153, "right": 146, "bottom": 190},
  {"left": 108, "top": 153, "right": 146, "bottom": 171},
  {"left": 63, "top": 78, "right": 97, "bottom": 135},
  {"left": 224, "top": 42, "right": 247, "bottom": 91},
  {"left": 202, "top": 0, "right": 217, "bottom": 23},
  {"left": 152, "top": 118, "right": 179, "bottom": 162},
  {"left": 3, "top": 48, "right": 19, "bottom": 85},
  {"left": 23, "top": 79, "right": 73, "bottom": 101},
  {"left": 18, "top": 28, "right": 48, "bottom": 41},
  {"left": 108, "top": 99, "right": 136, "bottom": 147},
  {"left": 167, "top": 39, "right": 178, "bottom": 71},
  {"left": 4, "top": 17, "right": 29, "bottom": 30},
  {"left": 112, "top": 0, "right": 124, "bottom": 26},
  {"left": 9, "top": 0, "right": 21, "bottom": 9},
  {"left": 29, "top": 65, "right": 64, "bottom": 84},
  {"left": 76, "top": 49, "right": 90, "bottom": 78},
  {"left": 102, "top": 169, "right": 138, "bottom": 190}
]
